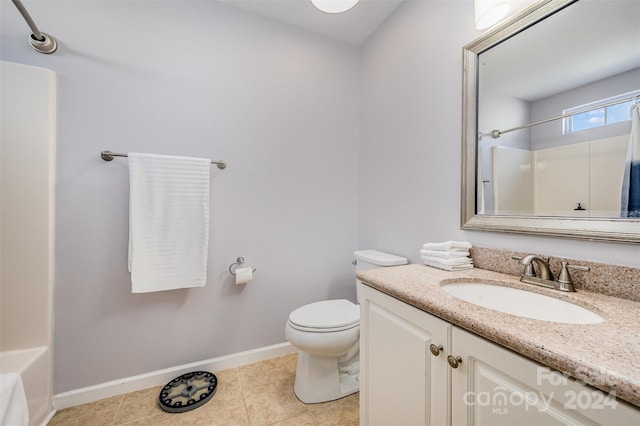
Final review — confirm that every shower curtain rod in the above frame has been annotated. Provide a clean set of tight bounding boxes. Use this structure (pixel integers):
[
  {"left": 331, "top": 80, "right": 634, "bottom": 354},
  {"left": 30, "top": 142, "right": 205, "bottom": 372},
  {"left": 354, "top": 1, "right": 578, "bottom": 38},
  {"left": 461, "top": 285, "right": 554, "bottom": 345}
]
[
  {"left": 11, "top": 0, "right": 57, "bottom": 54},
  {"left": 482, "top": 94, "right": 639, "bottom": 139},
  {"left": 100, "top": 151, "right": 227, "bottom": 170}
]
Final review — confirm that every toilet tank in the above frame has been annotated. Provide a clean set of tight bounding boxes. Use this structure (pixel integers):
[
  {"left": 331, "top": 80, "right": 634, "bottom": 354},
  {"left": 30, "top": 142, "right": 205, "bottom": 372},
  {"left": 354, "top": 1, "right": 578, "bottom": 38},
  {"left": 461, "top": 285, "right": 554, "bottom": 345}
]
[{"left": 354, "top": 250, "right": 407, "bottom": 303}]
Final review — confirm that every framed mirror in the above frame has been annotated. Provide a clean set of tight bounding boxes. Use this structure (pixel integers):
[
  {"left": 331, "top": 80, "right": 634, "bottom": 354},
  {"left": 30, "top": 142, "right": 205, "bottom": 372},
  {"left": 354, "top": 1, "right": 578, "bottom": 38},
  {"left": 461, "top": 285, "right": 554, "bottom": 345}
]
[{"left": 461, "top": 0, "right": 640, "bottom": 243}]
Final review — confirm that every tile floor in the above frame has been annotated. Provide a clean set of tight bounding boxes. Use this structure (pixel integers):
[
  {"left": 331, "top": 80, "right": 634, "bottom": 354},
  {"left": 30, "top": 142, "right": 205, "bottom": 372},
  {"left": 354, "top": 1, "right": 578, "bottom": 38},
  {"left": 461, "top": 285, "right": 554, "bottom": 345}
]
[{"left": 48, "top": 353, "right": 359, "bottom": 426}]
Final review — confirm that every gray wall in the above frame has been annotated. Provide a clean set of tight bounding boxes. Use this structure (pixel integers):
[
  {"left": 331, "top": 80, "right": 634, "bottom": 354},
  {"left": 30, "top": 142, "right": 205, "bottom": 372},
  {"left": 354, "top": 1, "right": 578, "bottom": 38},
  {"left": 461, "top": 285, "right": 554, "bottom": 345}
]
[
  {"left": 1, "top": 1, "right": 359, "bottom": 393},
  {"left": 358, "top": 0, "right": 640, "bottom": 267}
]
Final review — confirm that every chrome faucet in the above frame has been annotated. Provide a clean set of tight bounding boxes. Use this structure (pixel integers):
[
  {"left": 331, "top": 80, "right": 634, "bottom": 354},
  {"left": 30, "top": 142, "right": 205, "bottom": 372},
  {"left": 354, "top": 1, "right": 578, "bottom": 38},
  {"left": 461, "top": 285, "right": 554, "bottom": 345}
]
[
  {"left": 518, "top": 255, "right": 554, "bottom": 281},
  {"left": 511, "top": 255, "right": 589, "bottom": 292}
]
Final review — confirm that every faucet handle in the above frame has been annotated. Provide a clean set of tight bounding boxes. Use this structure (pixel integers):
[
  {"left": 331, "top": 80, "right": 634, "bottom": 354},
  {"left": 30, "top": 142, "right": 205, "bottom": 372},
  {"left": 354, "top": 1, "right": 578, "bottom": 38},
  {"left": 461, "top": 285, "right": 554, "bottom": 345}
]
[{"left": 556, "top": 261, "right": 590, "bottom": 285}]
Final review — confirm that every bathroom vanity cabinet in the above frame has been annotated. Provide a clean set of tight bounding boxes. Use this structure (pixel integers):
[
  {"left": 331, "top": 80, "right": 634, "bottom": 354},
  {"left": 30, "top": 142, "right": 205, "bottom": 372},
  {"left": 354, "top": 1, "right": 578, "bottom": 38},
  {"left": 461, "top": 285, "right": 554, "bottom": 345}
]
[{"left": 359, "top": 283, "right": 639, "bottom": 425}]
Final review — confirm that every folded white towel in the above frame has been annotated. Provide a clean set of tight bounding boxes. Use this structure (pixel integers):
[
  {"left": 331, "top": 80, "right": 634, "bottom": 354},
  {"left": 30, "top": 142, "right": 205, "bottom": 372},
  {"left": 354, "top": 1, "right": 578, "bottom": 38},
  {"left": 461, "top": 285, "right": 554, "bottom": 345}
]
[
  {"left": 420, "top": 255, "right": 472, "bottom": 266},
  {"left": 128, "top": 153, "right": 211, "bottom": 293},
  {"left": 422, "top": 241, "right": 472, "bottom": 251},
  {"left": 423, "top": 260, "right": 474, "bottom": 272},
  {"left": 0, "top": 373, "right": 29, "bottom": 426},
  {"left": 420, "top": 249, "right": 470, "bottom": 259}
]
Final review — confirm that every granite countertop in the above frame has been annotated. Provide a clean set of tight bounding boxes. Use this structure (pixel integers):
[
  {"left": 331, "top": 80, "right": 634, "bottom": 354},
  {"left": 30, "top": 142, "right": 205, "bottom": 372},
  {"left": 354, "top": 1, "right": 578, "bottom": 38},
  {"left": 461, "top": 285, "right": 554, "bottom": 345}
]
[{"left": 357, "top": 264, "right": 640, "bottom": 408}]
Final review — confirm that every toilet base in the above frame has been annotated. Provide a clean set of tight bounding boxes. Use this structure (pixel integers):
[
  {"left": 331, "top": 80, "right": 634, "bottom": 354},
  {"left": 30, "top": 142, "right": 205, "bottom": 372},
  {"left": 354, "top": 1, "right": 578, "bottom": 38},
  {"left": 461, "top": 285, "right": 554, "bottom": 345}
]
[{"left": 293, "top": 351, "right": 359, "bottom": 404}]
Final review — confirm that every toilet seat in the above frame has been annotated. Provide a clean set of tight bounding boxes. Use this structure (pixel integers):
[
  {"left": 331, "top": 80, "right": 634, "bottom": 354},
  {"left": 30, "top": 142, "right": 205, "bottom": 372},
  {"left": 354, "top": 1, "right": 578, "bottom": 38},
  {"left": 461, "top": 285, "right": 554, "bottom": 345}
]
[{"left": 288, "top": 299, "right": 359, "bottom": 333}]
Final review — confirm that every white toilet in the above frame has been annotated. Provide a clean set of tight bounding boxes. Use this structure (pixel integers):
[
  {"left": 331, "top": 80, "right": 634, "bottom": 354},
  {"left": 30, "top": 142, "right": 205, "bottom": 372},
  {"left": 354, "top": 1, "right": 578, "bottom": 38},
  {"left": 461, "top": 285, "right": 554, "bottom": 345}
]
[{"left": 285, "top": 249, "right": 408, "bottom": 403}]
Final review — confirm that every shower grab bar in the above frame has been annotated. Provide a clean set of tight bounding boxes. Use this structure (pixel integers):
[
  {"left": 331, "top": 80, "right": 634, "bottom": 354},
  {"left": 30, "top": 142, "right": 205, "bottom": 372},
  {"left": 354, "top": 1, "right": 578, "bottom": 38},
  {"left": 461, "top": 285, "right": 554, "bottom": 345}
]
[
  {"left": 100, "top": 151, "right": 227, "bottom": 170},
  {"left": 11, "top": 0, "right": 57, "bottom": 54}
]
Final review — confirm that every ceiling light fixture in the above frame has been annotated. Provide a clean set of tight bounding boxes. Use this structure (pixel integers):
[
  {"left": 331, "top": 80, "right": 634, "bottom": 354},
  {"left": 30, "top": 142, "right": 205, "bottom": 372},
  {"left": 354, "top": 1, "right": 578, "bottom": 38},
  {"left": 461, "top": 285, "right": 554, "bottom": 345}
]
[
  {"left": 311, "top": 0, "right": 359, "bottom": 14},
  {"left": 474, "top": 0, "right": 511, "bottom": 30}
]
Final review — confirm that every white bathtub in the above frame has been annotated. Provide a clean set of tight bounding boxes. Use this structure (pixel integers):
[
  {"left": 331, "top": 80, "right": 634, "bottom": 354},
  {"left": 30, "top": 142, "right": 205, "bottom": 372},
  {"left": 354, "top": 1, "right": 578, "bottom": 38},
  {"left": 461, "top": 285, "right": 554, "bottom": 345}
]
[{"left": 0, "top": 347, "right": 52, "bottom": 426}]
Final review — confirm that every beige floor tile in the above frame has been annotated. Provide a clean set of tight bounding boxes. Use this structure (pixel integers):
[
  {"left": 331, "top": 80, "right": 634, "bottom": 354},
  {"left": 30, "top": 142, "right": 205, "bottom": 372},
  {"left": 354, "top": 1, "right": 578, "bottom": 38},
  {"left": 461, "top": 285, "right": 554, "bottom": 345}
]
[
  {"left": 181, "top": 390, "right": 248, "bottom": 426},
  {"left": 212, "top": 368, "right": 243, "bottom": 401},
  {"left": 308, "top": 393, "right": 359, "bottom": 426},
  {"left": 243, "top": 376, "right": 308, "bottom": 425},
  {"left": 48, "top": 395, "right": 123, "bottom": 426},
  {"left": 117, "top": 411, "right": 181, "bottom": 426},
  {"left": 114, "top": 385, "right": 166, "bottom": 425},
  {"left": 278, "top": 353, "right": 298, "bottom": 375},
  {"left": 47, "top": 354, "right": 358, "bottom": 426},
  {"left": 270, "top": 410, "right": 317, "bottom": 426},
  {"left": 237, "top": 354, "right": 297, "bottom": 391},
  {"left": 269, "top": 390, "right": 359, "bottom": 426}
]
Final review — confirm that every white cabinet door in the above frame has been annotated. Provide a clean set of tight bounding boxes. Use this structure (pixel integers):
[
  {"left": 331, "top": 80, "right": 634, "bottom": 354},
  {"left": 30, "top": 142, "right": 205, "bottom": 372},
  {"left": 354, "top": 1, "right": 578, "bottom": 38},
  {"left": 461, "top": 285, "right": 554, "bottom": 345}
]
[
  {"left": 359, "top": 284, "right": 450, "bottom": 426},
  {"left": 451, "top": 327, "right": 640, "bottom": 426}
]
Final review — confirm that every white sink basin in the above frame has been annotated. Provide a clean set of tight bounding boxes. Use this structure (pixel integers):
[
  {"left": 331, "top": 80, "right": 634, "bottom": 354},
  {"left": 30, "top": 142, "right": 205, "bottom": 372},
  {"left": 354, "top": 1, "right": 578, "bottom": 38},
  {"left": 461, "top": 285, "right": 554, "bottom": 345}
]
[{"left": 441, "top": 282, "right": 604, "bottom": 324}]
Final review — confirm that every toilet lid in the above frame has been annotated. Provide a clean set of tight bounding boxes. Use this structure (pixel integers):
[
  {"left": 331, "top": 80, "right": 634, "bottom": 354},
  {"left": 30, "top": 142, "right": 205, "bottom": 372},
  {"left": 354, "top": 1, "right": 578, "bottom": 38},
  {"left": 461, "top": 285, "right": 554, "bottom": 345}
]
[{"left": 289, "top": 299, "right": 359, "bottom": 330}]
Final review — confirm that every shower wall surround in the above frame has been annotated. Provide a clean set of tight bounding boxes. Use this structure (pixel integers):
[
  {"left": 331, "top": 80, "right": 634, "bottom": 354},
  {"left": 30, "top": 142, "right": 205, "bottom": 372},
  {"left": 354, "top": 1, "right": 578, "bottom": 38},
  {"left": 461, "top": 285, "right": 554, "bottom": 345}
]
[{"left": 0, "top": 0, "right": 638, "bottom": 398}]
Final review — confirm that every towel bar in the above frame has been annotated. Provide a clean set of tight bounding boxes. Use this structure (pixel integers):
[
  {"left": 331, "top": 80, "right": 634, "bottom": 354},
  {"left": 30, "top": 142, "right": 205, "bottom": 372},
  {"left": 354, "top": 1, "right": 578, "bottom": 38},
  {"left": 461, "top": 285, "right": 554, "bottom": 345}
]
[{"left": 101, "top": 151, "right": 227, "bottom": 170}]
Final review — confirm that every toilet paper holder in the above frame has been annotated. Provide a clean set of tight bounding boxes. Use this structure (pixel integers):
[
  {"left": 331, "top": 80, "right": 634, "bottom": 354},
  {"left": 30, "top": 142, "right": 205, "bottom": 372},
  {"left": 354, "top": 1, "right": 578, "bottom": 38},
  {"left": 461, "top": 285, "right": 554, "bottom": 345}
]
[{"left": 229, "top": 257, "right": 256, "bottom": 275}]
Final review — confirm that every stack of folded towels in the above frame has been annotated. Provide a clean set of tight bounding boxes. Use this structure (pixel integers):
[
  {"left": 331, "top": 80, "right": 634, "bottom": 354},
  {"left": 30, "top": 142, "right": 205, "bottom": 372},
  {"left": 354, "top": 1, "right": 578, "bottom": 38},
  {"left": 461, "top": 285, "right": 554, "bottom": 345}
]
[{"left": 420, "top": 241, "right": 473, "bottom": 271}]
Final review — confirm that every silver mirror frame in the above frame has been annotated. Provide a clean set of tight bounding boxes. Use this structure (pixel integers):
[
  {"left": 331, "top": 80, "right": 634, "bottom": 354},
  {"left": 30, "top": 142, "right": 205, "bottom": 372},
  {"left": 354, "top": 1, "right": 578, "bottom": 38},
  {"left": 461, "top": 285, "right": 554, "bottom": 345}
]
[{"left": 461, "top": 0, "right": 640, "bottom": 244}]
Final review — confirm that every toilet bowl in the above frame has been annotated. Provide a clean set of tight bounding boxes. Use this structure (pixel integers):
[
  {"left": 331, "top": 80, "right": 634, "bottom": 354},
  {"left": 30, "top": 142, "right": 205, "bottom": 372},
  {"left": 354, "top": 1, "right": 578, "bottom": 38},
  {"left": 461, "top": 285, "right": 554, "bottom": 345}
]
[{"left": 285, "top": 250, "right": 408, "bottom": 404}]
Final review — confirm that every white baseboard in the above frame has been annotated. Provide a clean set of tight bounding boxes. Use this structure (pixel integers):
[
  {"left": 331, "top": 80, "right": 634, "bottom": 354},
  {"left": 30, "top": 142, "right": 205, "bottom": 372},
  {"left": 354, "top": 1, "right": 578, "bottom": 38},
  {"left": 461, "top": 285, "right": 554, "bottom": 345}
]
[
  {"left": 53, "top": 342, "right": 295, "bottom": 410},
  {"left": 39, "top": 410, "right": 56, "bottom": 426}
]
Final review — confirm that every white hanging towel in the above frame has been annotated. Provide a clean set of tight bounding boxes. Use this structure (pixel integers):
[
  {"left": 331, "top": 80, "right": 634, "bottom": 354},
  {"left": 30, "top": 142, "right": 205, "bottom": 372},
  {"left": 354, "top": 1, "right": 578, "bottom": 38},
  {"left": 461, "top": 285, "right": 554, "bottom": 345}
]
[{"left": 128, "top": 153, "right": 211, "bottom": 293}]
